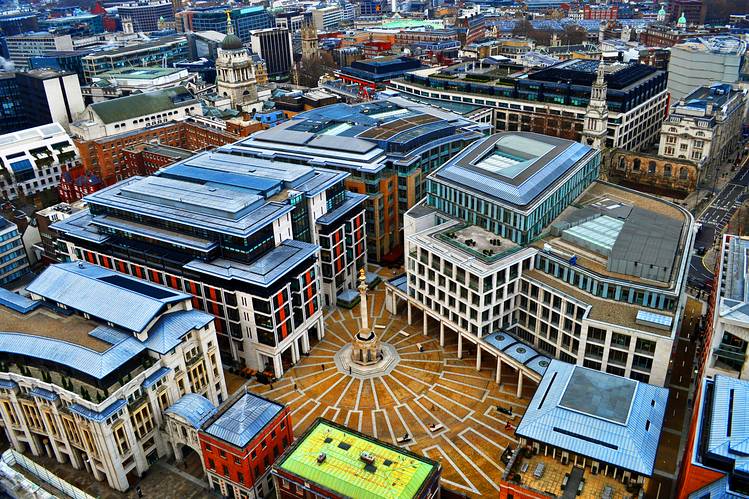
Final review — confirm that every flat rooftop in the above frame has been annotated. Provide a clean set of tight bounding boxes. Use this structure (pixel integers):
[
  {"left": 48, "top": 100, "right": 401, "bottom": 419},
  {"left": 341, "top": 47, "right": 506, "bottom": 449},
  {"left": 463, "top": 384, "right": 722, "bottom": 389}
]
[
  {"left": 432, "top": 132, "right": 596, "bottom": 209},
  {"left": 718, "top": 236, "right": 749, "bottom": 326},
  {"left": 537, "top": 182, "right": 691, "bottom": 287},
  {"left": 434, "top": 223, "right": 519, "bottom": 263},
  {"left": 525, "top": 269, "right": 676, "bottom": 338},
  {"left": 276, "top": 418, "right": 439, "bottom": 499}
]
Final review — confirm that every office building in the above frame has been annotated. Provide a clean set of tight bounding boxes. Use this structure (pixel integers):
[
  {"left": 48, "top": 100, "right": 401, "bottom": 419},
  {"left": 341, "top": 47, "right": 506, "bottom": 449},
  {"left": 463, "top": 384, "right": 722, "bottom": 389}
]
[
  {"left": 667, "top": 36, "right": 748, "bottom": 101},
  {"left": 387, "top": 132, "right": 694, "bottom": 387},
  {"left": 5, "top": 32, "right": 74, "bottom": 70},
  {"left": 274, "top": 10, "right": 308, "bottom": 33},
  {"left": 0, "top": 217, "right": 30, "bottom": 286},
  {"left": 121, "top": 143, "right": 193, "bottom": 177},
  {"left": 678, "top": 375, "right": 749, "bottom": 497},
  {"left": 250, "top": 28, "right": 293, "bottom": 80},
  {"left": 501, "top": 360, "right": 668, "bottom": 498},
  {"left": 235, "top": 96, "right": 489, "bottom": 262},
  {"left": 118, "top": 1, "right": 174, "bottom": 32},
  {"left": 0, "top": 262, "right": 227, "bottom": 490},
  {"left": 185, "top": 6, "right": 273, "bottom": 44},
  {"left": 0, "top": 123, "right": 78, "bottom": 203},
  {"left": 69, "top": 86, "right": 201, "bottom": 142},
  {"left": 81, "top": 35, "right": 189, "bottom": 83},
  {"left": 390, "top": 59, "right": 669, "bottom": 152},
  {"left": 199, "top": 391, "right": 292, "bottom": 499},
  {"left": 310, "top": 5, "right": 343, "bottom": 31},
  {"left": 71, "top": 120, "right": 239, "bottom": 190},
  {"left": 52, "top": 148, "right": 367, "bottom": 375},
  {"left": 337, "top": 56, "right": 424, "bottom": 93},
  {"left": 701, "top": 235, "right": 749, "bottom": 380},
  {"left": 659, "top": 84, "right": 747, "bottom": 185},
  {"left": 14, "top": 69, "right": 85, "bottom": 130},
  {"left": 0, "top": 11, "right": 38, "bottom": 36},
  {"left": 34, "top": 201, "right": 86, "bottom": 263},
  {"left": 39, "top": 13, "right": 105, "bottom": 35},
  {"left": 272, "top": 418, "right": 441, "bottom": 499},
  {"left": 667, "top": 0, "right": 705, "bottom": 25},
  {"left": 0, "top": 72, "right": 25, "bottom": 134}
]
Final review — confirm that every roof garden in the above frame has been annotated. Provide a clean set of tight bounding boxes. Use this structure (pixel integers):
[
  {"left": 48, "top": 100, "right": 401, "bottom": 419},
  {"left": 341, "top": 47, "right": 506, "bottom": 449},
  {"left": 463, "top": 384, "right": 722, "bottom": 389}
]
[
  {"left": 276, "top": 418, "right": 439, "bottom": 499},
  {"left": 434, "top": 224, "right": 519, "bottom": 263}
]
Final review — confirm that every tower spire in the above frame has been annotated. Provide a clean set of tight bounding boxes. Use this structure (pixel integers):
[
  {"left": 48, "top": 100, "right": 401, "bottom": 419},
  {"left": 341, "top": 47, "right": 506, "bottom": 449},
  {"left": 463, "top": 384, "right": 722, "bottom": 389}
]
[
  {"left": 580, "top": 57, "right": 609, "bottom": 150},
  {"left": 226, "top": 10, "right": 234, "bottom": 36}
]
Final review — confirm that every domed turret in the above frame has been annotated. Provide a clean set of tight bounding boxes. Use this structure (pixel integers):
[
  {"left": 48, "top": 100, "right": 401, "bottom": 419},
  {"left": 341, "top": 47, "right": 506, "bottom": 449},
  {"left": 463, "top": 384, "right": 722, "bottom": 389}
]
[{"left": 221, "top": 11, "right": 242, "bottom": 50}]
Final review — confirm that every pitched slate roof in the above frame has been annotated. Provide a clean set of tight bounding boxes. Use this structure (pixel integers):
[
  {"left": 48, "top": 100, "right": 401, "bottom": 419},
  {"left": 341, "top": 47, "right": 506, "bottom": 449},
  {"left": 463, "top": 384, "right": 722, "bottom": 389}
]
[{"left": 516, "top": 360, "right": 668, "bottom": 476}]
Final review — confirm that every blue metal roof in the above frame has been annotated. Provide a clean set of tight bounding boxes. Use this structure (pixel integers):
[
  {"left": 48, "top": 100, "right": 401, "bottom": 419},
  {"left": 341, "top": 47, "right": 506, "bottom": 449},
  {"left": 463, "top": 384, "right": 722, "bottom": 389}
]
[
  {"left": 184, "top": 239, "right": 318, "bottom": 287},
  {"left": 205, "top": 392, "right": 283, "bottom": 448},
  {"left": 686, "top": 476, "right": 742, "bottom": 499},
  {"left": 481, "top": 331, "right": 550, "bottom": 376},
  {"left": 30, "top": 387, "right": 58, "bottom": 401},
  {"left": 159, "top": 162, "right": 284, "bottom": 197},
  {"left": 143, "top": 310, "right": 214, "bottom": 354},
  {"left": 26, "top": 262, "right": 189, "bottom": 333},
  {"left": 0, "top": 380, "right": 18, "bottom": 389},
  {"left": 516, "top": 360, "right": 668, "bottom": 476},
  {"left": 69, "top": 399, "right": 126, "bottom": 422},
  {"left": 0, "top": 331, "right": 145, "bottom": 380},
  {"left": 166, "top": 393, "right": 217, "bottom": 429},
  {"left": 433, "top": 132, "right": 596, "bottom": 209},
  {"left": 316, "top": 192, "right": 367, "bottom": 225},
  {"left": 142, "top": 367, "right": 172, "bottom": 388},
  {"left": 10, "top": 159, "right": 33, "bottom": 174},
  {"left": 0, "top": 288, "right": 40, "bottom": 314},
  {"left": 704, "top": 376, "right": 749, "bottom": 476}
]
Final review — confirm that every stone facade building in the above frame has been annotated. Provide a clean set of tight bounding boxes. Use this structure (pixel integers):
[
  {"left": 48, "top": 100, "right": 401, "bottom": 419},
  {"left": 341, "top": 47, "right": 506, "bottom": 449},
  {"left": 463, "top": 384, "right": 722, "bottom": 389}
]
[{"left": 605, "top": 150, "right": 699, "bottom": 197}]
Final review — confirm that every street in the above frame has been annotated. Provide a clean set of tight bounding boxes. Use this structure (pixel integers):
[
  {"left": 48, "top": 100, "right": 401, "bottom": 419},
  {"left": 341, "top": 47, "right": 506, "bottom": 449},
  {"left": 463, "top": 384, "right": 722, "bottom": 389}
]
[{"left": 688, "top": 157, "right": 749, "bottom": 290}]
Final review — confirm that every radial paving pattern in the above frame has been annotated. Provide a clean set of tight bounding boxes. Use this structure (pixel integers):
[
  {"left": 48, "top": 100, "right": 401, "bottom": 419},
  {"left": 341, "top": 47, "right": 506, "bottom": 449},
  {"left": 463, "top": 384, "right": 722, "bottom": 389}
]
[{"left": 247, "top": 283, "right": 532, "bottom": 497}]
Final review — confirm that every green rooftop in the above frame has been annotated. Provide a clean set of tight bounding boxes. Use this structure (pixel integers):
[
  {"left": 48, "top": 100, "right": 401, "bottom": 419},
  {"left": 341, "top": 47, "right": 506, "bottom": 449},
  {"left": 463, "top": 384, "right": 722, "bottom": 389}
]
[
  {"left": 276, "top": 419, "right": 439, "bottom": 499},
  {"left": 89, "top": 86, "right": 196, "bottom": 124}
]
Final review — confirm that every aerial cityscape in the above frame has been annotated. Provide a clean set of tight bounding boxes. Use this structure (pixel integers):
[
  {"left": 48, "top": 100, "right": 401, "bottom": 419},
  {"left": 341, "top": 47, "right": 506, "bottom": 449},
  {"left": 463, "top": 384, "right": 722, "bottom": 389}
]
[{"left": 0, "top": 0, "right": 746, "bottom": 496}]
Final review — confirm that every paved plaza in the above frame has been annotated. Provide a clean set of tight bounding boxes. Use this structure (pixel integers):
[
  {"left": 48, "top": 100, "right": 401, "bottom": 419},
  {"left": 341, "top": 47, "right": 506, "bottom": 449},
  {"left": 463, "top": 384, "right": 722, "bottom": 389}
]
[{"left": 246, "top": 280, "right": 532, "bottom": 497}]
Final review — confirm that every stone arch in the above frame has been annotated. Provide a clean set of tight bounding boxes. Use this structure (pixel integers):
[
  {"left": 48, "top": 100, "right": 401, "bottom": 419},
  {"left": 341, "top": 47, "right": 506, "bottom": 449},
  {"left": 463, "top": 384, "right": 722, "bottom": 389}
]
[
  {"left": 617, "top": 156, "right": 626, "bottom": 170},
  {"left": 664, "top": 164, "right": 672, "bottom": 177},
  {"left": 648, "top": 160, "right": 656, "bottom": 174},
  {"left": 633, "top": 158, "right": 641, "bottom": 171},
  {"left": 679, "top": 167, "right": 689, "bottom": 180}
]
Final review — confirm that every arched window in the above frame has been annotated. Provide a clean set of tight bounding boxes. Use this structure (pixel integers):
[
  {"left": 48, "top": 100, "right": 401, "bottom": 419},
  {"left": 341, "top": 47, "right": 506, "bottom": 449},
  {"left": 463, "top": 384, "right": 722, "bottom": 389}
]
[
  {"left": 679, "top": 167, "right": 689, "bottom": 180},
  {"left": 617, "top": 157, "right": 626, "bottom": 170},
  {"left": 633, "top": 158, "right": 641, "bottom": 171},
  {"left": 648, "top": 161, "right": 656, "bottom": 174},
  {"left": 664, "top": 164, "right": 672, "bottom": 177}
]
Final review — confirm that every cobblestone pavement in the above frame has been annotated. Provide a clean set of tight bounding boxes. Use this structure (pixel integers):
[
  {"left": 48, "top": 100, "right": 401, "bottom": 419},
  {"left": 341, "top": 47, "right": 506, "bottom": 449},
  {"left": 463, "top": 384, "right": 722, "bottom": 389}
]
[{"left": 246, "top": 283, "right": 533, "bottom": 497}]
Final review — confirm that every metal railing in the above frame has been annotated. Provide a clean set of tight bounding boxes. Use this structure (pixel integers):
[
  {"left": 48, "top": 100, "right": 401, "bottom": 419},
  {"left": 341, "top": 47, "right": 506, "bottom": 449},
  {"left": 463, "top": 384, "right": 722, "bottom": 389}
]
[{"left": 2, "top": 449, "right": 96, "bottom": 499}]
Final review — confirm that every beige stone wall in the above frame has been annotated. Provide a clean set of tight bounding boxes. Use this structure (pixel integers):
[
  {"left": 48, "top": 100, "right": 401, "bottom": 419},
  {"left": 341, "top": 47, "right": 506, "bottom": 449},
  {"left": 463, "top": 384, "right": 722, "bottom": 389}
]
[{"left": 606, "top": 149, "right": 698, "bottom": 197}]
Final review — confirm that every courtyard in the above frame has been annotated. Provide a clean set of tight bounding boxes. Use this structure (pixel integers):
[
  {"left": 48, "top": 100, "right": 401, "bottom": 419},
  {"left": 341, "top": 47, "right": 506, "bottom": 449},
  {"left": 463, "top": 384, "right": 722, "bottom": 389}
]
[{"left": 246, "top": 276, "right": 533, "bottom": 497}]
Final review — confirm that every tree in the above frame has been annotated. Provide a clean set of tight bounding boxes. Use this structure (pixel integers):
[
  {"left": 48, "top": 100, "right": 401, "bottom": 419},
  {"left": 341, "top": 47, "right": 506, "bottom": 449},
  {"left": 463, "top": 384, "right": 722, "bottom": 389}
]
[
  {"left": 561, "top": 25, "right": 587, "bottom": 45},
  {"left": 296, "top": 53, "right": 337, "bottom": 88}
]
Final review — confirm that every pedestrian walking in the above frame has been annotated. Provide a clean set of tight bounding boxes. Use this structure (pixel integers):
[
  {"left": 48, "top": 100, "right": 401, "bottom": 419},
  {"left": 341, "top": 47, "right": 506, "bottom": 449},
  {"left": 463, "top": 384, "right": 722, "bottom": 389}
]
[{"left": 136, "top": 485, "right": 143, "bottom": 498}]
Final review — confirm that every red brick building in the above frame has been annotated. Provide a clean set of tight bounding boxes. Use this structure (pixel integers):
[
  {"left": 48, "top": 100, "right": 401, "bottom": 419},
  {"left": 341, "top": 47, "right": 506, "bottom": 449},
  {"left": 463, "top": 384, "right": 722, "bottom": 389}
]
[
  {"left": 199, "top": 391, "right": 293, "bottom": 499},
  {"left": 583, "top": 5, "right": 618, "bottom": 20},
  {"left": 122, "top": 143, "right": 194, "bottom": 178},
  {"left": 71, "top": 120, "right": 241, "bottom": 194}
]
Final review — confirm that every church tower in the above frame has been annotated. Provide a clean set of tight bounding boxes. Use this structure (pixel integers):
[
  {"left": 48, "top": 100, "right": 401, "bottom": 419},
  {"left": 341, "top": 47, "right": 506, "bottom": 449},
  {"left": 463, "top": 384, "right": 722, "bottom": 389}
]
[
  {"left": 301, "top": 22, "right": 318, "bottom": 60},
  {"left": 581, "top": 60, "right": 609, "bottom": 150},
  {"left": 215, "top": 12, "right": 258, "bottom": 110}
]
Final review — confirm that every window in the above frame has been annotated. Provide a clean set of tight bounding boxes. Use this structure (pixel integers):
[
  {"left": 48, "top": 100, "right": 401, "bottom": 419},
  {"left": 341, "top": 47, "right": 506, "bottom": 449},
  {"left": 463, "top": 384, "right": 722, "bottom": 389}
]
[
  {"left": 648, "top": 161, "right": 656, "bottom": 174},
  {"left": 664, "top": 164, "right": 672, "bottom": 177},
  {"left": 679, "top": 167, "right": 689, "bottom": 180},
  {"left": 611, "top": 333, "right": 630, "bottom": 349},
  {"left": 632, "top": 158, "right": 641, "bottom": 171},
  {"left": 222, "top": 465, "right": 229, "bottom": 476},
  {"left": 208, "top": 458, "right": 215, "bottom": 470}
]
